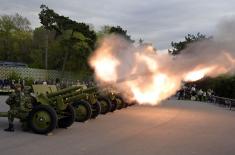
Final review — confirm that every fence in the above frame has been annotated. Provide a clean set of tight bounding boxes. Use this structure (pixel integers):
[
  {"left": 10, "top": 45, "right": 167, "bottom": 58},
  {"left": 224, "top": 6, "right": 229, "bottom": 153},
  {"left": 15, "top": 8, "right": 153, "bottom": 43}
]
[
  {"left": 211, "top": 95, "right": 235, "bottom": 110},
  {"left": 177, "top": 90, "right": 235, "bottom": 110},
  {"left": 0, "top": 66, "right": 75, "bottom": 81}
]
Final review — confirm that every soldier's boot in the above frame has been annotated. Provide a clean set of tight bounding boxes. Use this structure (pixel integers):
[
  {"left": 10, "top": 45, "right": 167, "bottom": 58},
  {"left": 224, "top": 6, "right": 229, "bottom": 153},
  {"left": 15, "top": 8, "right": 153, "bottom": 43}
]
[
  {"left": 21, "top": 122, "right": 30, "bottom": 132},
  {"left": 4, "top": 123, "right": 14, "bottom": 132}
]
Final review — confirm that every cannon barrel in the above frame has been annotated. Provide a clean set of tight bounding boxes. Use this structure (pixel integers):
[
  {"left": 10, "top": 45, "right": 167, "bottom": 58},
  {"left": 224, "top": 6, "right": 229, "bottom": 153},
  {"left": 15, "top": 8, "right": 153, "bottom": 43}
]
[
  {"left": 54, "top": 87, "right": 98, "bottom": 100},
  {"left": 48, "top": 86, "right": 99, "bottom": 102},
  {"left": 64, "top": 89, "right": 98, "bottom": 104},
  {"left": 66, "top": 93, "right": 88, "bottom": 103},
  {"left": 81, "top": 87, "right": 98, "bottom": 94},
  {"left": 47, "top": 86, "right": 82, "bottom": 98}
]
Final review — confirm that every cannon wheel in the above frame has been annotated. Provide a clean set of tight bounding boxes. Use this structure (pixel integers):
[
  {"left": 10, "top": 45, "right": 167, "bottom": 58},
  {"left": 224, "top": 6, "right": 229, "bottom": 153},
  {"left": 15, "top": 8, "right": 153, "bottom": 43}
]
[
  {"left": 91, "top": 101, "right": 101, "bottom": 119},
  {"left": 28, "top": 105, "right": 57, "bottom": 134},
  {"left": 72, "top": 100, "right": 92, "bottom": 122},
  {"left": 123, "top": 101, "right": 128, "bottom": 108},
  {"left": 115, "top": 96, "right": 125, "bottom": 110},
  {"left": 119, "top": 96, "right": 128, "bottom": 108},
  {"left": 58, "top": 104, "right": 75, "bottom": 128},
  {"left": 110, "top": 99, "right": 117, "bottom": 112},
  {"left": 98, "top": 96, "right": 112, "bottom": 114}
]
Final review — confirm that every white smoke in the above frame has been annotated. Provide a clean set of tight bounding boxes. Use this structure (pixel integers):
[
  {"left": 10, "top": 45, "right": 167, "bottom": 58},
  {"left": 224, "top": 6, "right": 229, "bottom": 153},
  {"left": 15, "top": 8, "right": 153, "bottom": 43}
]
[{"left": 89, "top": 19, "right": 235, "bottom": 105}]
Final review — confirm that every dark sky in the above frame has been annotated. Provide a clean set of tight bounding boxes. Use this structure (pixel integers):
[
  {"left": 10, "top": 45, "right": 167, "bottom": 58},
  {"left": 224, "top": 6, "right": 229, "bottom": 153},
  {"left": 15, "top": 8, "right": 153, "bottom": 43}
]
[{"left": 1, "top": 0, "right": 235, "bottom": 50}]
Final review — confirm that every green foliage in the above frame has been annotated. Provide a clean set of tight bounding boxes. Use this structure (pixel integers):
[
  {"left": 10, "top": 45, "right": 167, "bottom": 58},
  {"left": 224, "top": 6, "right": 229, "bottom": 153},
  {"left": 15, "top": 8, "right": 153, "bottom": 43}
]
[
  {"left": 97, "top": 25, "right": 134, "bottom": 43},
  {"left": 0, "top": 13, "right": 32, "bottom": 63},
  {"left": 172, "top": 32, "right": 234, "bottom": 98},
  {"left": 213, "top": 75, "right": 235, "bottom": 98},
  {"left": 7, "top": 71, "right": 21, "bottom": 81},
  {"left": 29, "top": 49, "right": 44, "bottom": 69},
  {"left": 38, "top": 4, "right": 96, "bottom": 73},
  {"left": 23, "top": 77, "right": 34, "bottom": 86},
  {"left": 109, "top": 26, "right": 134, "bottom": 43},
  {"left": 7, "top": 71, "right": 34, "bottom": 86},
  {"left": 169, "top": 33, "right": 210, "bottom": 55},
  {"left": 0, "top": 6, "right": 136, "bottom": 80},
  {"left": 192, "top": 75, "right": 235, "bottom": 98}
]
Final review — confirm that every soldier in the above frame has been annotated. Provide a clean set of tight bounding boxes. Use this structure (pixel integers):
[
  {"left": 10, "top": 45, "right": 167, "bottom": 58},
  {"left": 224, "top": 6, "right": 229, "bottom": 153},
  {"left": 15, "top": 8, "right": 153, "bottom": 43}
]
[{"left": 4, "top": 84, "right": 23, "bottom": 132}]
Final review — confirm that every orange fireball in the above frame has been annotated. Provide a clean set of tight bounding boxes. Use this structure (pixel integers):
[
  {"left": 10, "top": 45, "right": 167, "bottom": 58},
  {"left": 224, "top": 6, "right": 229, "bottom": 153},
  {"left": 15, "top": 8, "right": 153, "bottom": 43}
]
[
  {"left": 89, "top": 35, "right": 235, "bottom": 105},
  {"left": 184, "top": 66, "right": 215, "bottom": 82},
  {"left": 89, "top": 44, "right": 120, "bottom": 83}
]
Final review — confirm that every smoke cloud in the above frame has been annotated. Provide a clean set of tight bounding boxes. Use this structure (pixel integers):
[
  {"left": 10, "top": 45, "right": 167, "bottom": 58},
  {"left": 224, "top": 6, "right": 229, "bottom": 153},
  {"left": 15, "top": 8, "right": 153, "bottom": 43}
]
[{"left": 89, "top": 19, "right": 235, "bottom": 105}]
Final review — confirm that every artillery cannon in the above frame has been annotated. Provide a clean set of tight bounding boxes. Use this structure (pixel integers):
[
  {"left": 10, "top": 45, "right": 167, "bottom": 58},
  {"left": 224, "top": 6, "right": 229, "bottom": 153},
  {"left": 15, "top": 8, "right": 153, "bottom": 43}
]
[
  {"left": 33, "top": 85, "right": 101, "bottom": 123},
  {"left": 73, "top": 85, "right": 126, "bottom": 114},
  {"left": 0, "top": 84, "right": 76, "bottom": 134},
  {"left": 31, "top": 84, "right": 127, "bottom": 123},
  {"left": 35, "top": 84, "right": 132, "bottom": 123},
  {"left": 81, "top": 85, "right": 128, "bottom": 113},
  {"left": 62, "top": 84, "right": 127, "bottom": 117},
  {"left": 30, "top": 84, "right": 130, "bottom": 126},
  {"left": 98, "top": 88, "right": 128, "bottom": 111}
]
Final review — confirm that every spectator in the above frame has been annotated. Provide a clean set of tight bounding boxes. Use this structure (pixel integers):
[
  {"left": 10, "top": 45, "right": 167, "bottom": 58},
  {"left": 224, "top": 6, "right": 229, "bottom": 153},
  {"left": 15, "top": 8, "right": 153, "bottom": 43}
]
[
  {"left": 43, "top": 81, "right": 47, "bottom": 85},
  {"left": 178, "top": 89, "right": 185, "bottom": 100},
  {"left": 190, "top": 85, "right": 197, "bottom": 101},
  {"left": 0, "top": 79, "right": 3, "bottom": 88},
  {"left": 203, "top": 91, "right": 207, "bottom": 101},
  {"left": 197, "top": 89, "right": 203, "bottom": 101}
]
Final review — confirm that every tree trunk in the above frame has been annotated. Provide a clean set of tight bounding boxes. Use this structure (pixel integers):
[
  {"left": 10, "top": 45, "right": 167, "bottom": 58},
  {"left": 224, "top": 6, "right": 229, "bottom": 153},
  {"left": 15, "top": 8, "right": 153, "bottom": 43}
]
[
  {"left": 61, "top": 50, "right": 69, "bottom": 73},
  {"left": 61, "top": 30, "right": 74, "bottom": 73}
]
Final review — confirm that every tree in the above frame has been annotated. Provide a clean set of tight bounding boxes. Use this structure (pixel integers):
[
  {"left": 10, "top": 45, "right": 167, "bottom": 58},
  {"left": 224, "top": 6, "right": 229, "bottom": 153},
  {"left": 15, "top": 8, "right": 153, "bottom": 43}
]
[
  {"left": 98, "top": 25, "right": 134, "bottom": 43},
  {"left": 39, "top": 4, "right": 97, "bottom": 73},
  {"left": 192, "top": 75, "right": 235, "bottom": 98},
  {"left": 0, "top": 13, "right": 32, "bottom": 62},
  {"left": 169, "top": 33, "right": 210, "bottom": 55},
  {"left": 30, "top": 26, "right": 48, "bottom": 69}
]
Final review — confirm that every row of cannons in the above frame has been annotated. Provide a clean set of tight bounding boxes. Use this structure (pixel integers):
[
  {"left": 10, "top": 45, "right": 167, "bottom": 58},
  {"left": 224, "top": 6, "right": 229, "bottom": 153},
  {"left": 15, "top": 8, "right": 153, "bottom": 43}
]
[{"left": 0, "top": 84, "right": 135, "bottom": 134}]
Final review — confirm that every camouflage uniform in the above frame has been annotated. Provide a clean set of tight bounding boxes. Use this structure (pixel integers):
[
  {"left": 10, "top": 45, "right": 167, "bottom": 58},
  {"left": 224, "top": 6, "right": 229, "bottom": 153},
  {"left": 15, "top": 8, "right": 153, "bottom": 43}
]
[{"left": 4, "top": 85, "right": 23, "bottom": 132}]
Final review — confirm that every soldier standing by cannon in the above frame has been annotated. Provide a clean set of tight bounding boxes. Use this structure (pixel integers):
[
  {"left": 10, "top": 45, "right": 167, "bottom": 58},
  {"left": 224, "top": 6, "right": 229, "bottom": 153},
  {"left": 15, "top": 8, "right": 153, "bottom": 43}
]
[{"left": 4, "top": 84, "right": 24, "bottom": 132}]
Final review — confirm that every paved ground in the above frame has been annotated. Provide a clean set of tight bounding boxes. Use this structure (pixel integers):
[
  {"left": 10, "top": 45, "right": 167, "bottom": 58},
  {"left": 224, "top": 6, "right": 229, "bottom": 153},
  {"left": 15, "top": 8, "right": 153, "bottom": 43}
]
[{"left": 0, "top": 96, "right": 235, "bottom": 155}]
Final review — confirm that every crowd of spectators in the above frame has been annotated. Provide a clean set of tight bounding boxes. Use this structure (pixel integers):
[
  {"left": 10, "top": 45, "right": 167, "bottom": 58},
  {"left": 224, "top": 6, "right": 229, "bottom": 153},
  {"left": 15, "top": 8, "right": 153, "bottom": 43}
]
[
  {"left": 177, "top": 84, "right": 215, "bottom": 102},
  {"left": 0, "top": 79, "right": 20, "bottom": 89},
  {"left": 0, "top": 77, "right": 95, "bottom": 91}
]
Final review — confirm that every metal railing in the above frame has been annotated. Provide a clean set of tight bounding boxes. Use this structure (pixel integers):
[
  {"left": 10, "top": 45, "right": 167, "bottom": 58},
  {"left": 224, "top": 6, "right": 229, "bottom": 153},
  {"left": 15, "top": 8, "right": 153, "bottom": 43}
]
[
  {"left": 177, "top": 90, "right": 235, "bottom": 110},
  {"left": 211, "top": 95, "right": 235, "bottom": 110}
]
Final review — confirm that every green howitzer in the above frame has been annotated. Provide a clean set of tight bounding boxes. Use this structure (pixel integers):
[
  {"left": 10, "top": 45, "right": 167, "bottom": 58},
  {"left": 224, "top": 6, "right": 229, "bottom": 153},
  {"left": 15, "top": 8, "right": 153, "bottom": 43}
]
[
  {"left": 98, "top": 88, "right": 127, "bottom": 111},
  {"left": 36, "top": 85, "right": 101, "bottom": 123},
  {"left": 53, "top": 87, "right": 98, "bottom": 103},
  {"left": 0, "top": 85, "right": 77, "bottom": 135},
  {"left": 33, "top": 84, "right": 128, "bottom": 124},
  {"left": 70, "top": 85, "right": 117, "bottom": 115},
  {"left": 80, "top": 85, "right": 127, "bottom": 114},
  {"left": 47, "top": 86, "right": 82, "bottom": 97},
  {"left": 50, "top": 85, "right": 120, "bottom": 119}
]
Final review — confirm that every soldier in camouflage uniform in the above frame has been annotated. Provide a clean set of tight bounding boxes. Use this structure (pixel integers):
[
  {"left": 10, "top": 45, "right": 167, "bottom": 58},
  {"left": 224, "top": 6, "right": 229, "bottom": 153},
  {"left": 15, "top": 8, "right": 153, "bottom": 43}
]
[{"left": 4, "top": 84, "right": 23, "bottom": 132}]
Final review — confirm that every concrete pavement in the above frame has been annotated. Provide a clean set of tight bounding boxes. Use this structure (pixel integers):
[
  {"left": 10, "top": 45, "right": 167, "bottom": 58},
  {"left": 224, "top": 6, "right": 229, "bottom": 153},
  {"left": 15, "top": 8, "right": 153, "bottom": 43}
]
[{"left": 0, "top": 96, "right": 235, "bottom": 155}]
